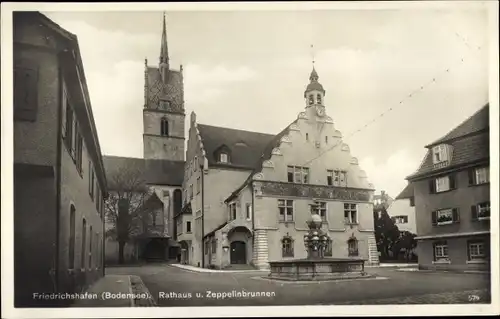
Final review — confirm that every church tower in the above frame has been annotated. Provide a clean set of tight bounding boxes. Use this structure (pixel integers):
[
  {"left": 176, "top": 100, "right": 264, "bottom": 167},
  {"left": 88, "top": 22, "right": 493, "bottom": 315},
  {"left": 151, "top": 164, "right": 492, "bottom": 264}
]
[{"left": 143, "top": 13, "right": 185, "bottom": 161}]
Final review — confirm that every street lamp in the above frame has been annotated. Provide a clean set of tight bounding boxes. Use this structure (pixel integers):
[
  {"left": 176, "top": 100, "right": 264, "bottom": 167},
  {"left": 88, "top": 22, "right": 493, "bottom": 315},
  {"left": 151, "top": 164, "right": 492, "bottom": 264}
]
[{"left": 223, "top": 245, "right": 229, "bottom": 253}]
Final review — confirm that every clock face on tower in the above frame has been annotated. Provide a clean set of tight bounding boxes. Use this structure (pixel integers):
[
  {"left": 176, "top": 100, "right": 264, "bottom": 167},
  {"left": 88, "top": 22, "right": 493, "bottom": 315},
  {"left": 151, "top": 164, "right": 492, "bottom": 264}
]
[{"left": 316, "top": 105, "right": 325, "bottom": 117}]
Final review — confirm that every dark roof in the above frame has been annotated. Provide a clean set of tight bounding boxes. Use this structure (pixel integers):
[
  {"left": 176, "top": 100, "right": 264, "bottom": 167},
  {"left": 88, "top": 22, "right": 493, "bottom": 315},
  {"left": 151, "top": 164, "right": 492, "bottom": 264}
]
[
  {"left": 427, "top": 104, "right": 489, "bottom": 147},
  {"left": 103, "top": 155, "right": 184, "bottom": 189},
  {"left": 395, "top": 183, "right": 414, "bottom": 200},
  {"left": 224, "top": 120, "right": 297, "bottom": 203},
  {"left": 197, "top": 124, "right": 275, "bottom": 169},
  {"left": 408, "top": 104, "right": 490, "bottom": 180}
]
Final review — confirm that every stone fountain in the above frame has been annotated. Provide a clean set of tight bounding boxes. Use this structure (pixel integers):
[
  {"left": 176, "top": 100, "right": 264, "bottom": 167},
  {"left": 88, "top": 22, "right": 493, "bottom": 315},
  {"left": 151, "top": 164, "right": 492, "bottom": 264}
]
[{"left": 268, "top": 214, "right": 373, "bottom": 281}]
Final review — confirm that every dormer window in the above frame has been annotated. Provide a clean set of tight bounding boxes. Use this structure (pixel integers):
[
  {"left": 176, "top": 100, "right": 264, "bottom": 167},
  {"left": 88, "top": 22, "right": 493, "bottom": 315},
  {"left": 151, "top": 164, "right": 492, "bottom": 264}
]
[
  {"left": 219, "top": 153, "right": 228, "bottom": 163},
  {"left": 432, "top": 144, "right": 448, "bottom": 164}
]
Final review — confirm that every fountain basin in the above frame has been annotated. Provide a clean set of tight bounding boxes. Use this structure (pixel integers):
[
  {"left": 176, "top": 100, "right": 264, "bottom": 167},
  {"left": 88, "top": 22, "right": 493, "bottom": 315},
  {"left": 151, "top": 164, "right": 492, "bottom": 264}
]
[{"left": 268, "top": 257, "right": 373, "bottom": 281}]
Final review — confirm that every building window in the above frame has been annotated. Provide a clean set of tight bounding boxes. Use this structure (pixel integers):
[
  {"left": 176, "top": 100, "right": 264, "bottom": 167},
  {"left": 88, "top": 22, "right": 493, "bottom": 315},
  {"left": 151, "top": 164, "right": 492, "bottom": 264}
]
[
  {"left": 472, "top": 202, "right": 490, "bottom": 221},
  {"left": 81, "top": 218, "right": 87, "bottom": 270},
  {"left": 308, "top": 94, "right": 314, "bottom": 105},
  {"left": 281, "top": 234, "right": 294, "bottom": 257},
  {"left": 186, "top": 221, "right": 191, "bottom": 233},
  {"left": 278, "top": 199, "right": 294, "bottom": 222},
  {"left": 194, "top": 157, "right": 198, "bottom": 171},
  {"left": 432, "top": 144, "right": 448, "bottom": 164},
  {"left": 161, "top": 118, "right": 169, "bottom": 136},
  {"left": 433, "top": 241, "right": 449, "bottom": 261},
  {"left": 348, "top": 237, "right": 359, "bottom": 257},
  {"left": 409, "top": 197, "right": 415, "bottom": 207},
  {"left": 219, "top": 153, "right": 228, "bottom": 163},
  {"left": 14, "top": 63, "right": 39, "bottom": 122},
  {"left": 324, "top": 238, "right": 332, "bottom": 257},
  {"left": 245, "top": 203, "right": 252, "bottom": 220},
  {"left": 470, "top": 167, "right": 490, "bottom": 185},
  {"left": 327, "top": 170, "right": 346, "bottom": 187},
  {"left": 211, "top": 238, "right": 217, "bottom": 253},
  {"left": 392, "top": 215, "right": 409, "bottom": 224},
  {"left": 68, "top": 205, "right": 76, "bottom": 269},
  {"left": 197, "top": 177, "right": 201, "bottom": 194},
  {"left": 64, "top": 101, "right": 73, "bottom": 149},
  {"left": 76, "top": 134, "right": 83, "bottom": 174},
  {"left": 468, "top": 240, "right": 486, "bottom": 261},
  {"left": 88, "top": 226, "right": 93, "bottom": 269},
  {"left": 432, "top": 175, "right": 456, "bottom": 193},
  {"left": 88, "top": 162, "right": 95, "bottom": 200},
  {"left": 189, "top": 184, "right": 193, "bottom": 200},
  {"left": 325, "top": 136, "right": 328, "bottom": 144},
  {"left": 229, "top": 202, "right": 237, "bottom": 221},
  {"left": 344, "top": 203, "right": 358, "bottom": 224},
  {"left": 184, "top": 189, "right": 187, "bottom": 204},
  {"left": 317, "top": 94, "right": 322, "bottom": 105},
  {"left": 305, "top": 133, "right": 309, "bottom": 141},
  {"left": 432, "top": 208, "right": 459, "bottom": 226},
  {"left": 287, "top": 166, "right": 309, "bottom": 184},
  {"left": 204, "top": 240, "right": 209, "bottom": 255},
  {"left": 310, "top": 201, "right": 327, "bottom": 221}
]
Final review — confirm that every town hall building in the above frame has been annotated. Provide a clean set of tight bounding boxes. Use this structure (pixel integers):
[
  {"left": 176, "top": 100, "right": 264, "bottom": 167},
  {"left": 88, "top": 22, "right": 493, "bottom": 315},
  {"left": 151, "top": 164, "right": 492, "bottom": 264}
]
[{"left": 104, "top": 13, "right": 380, "bottom": 269}]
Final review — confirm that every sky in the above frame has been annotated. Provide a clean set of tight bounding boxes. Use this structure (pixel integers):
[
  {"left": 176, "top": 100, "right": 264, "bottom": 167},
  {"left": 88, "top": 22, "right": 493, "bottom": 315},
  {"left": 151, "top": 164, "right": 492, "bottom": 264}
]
[{"left": 42, "top": 3, "right": 490, "bottom": 198}]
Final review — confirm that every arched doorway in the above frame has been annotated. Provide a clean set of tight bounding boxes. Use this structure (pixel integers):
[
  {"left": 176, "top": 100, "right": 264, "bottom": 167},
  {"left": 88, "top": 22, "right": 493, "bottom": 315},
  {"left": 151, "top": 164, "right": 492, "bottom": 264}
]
[{"left": 230, "top": 241, "right": 246, "bottom": 264}]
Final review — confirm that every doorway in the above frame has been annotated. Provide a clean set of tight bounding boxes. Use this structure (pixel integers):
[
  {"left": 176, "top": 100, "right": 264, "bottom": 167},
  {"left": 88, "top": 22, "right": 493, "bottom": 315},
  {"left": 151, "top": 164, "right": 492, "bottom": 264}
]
[{"left": 230, "top": 241, "right": 246, "bottom": 264}]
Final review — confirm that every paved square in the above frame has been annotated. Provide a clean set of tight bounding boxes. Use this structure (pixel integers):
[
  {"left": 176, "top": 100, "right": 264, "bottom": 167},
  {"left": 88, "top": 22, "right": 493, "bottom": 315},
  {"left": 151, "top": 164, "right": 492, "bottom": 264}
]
[{"left": 107, "top": 264, "right": 491, "bottom": 306}]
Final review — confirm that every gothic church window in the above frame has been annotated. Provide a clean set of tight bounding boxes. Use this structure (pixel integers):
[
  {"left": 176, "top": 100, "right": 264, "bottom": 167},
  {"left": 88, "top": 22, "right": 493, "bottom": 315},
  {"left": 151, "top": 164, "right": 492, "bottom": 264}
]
[
  {"left": 81, "top": 218, "right": 87, "bottom": 269},
  {"left": 68, "top": 205, "right": 76, "bottom": 269},
  {"left": 161, "top": 118, "right": 169, "bottom": 136},
  {"left": 281, "top": 234, "right": 294, "bottom": 257}
]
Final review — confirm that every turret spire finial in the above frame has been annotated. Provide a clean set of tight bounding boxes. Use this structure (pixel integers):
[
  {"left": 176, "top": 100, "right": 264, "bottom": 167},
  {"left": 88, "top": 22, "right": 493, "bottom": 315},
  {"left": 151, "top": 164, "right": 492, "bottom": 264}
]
[{"left": 160, "top": 11, "right": 169, "bottom": 66}]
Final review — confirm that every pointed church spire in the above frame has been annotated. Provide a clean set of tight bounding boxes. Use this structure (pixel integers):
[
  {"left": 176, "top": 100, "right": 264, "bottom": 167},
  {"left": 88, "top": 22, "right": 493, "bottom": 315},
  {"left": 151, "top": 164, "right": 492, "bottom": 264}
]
[{"left": 160, "top": 12, "right": 169, "bottom": 66}]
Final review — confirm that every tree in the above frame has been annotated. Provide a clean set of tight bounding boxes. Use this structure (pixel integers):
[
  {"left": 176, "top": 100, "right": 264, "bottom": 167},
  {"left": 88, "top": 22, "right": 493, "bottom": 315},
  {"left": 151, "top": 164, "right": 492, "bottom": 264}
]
[
  {"left": 392, "top": 231, "right": 418, "bottom": 262},
  {"left": 373, "top": 207, "right": 400, "bottom": 260},
  {"left": 104, "top": 166, "right": 153, "bottom": 264}
]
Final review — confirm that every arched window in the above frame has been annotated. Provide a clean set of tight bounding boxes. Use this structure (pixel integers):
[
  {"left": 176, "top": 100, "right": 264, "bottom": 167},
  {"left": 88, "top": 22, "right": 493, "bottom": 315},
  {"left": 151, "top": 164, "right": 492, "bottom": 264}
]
[
  {"left": 347, "top": 235, "right": 359, "bottom": 257},
  {"left": 69, "top": 205, "right": 76, "bottom": 269},
  {"left": 317, "top": 94, "right": 322, "bottom": 105},
  {"left": 308, "top": 94, "right": 314, "bottom": 105},
  {"left": 160, "top": 118, "right": 169, "bottom": 136},
  {"left": 305, "top": 133, "right": 309, "bottom": 141},
  {"left": 89, "top": 226, "right": 93, "bottom": 269},
  {"left": 81, "top": 218, "right": 87, "bottom": 269},
  {"left": 281, "top": 233, "right": 294, "bottom": 257},
  {"left": 324, "top": 238, "right": 333, "bottom": 257}
]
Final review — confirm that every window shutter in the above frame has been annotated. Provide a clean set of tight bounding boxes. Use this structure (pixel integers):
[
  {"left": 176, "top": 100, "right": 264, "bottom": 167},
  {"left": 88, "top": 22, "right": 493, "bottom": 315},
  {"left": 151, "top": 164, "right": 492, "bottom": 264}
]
[
  {"left": 429, "top": 179, "right": 436, "bottom": 193},
  {"left": 468, "top": 169, "right": 475, "bottom": 185},
  {"left": 431, "top": 211, "right": 437, "bottom": 226},
  {"left": 14, "top": 61, "right": 39, "bottom": 122},
  {"left": 471, "top": 205, "right": 478, "bottom": 221},
  {"left": 432, "top": 242, "right": 436, "bottom": 261},
  {"left": 466, "top": 240, "right": 471, "bottom": 261},
  {"left": 449, "top": 174, "right": 456, "bottom": 189},
  {"left": 452, "top": 208, "right": 460, "bottom": 223}
]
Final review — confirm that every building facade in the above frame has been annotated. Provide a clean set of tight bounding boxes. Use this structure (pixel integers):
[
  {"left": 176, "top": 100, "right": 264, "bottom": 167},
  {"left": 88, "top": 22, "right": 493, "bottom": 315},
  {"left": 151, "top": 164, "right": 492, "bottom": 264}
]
[
  {"left": 180, "top": 67, "right": 380, "bottom": 269},
  {"left": 13, "top": 12, "right": 107, "bottom": 306},
  {"left": 407, "top": 104, "right": 490, "bottom": 271},
  {"left": 388, "top": 184, "right": 417, "bottom": 234}
]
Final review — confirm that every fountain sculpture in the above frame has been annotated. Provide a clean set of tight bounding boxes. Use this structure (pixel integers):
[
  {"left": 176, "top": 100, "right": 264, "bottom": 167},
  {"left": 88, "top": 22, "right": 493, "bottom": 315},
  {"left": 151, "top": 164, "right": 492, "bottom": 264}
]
[{"left": 268, "top": 214, "right": 373, "bottom": 281}]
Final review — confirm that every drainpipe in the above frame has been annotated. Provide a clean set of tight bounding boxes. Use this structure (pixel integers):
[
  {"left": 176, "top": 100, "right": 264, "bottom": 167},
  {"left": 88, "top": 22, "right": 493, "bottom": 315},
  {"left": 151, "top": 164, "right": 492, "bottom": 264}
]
[
  {"left": 54, "top": 57, "right": 64, "bottom": 292},
  {"left": 200, "top": 164, "right": 205, "bottom": 268}
]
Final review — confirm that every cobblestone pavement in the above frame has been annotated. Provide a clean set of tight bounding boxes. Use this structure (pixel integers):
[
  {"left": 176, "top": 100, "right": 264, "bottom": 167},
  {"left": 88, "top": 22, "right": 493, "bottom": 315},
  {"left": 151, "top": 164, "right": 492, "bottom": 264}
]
[{"left": 107, "top": 264, "right": 491, "bottom": 307}]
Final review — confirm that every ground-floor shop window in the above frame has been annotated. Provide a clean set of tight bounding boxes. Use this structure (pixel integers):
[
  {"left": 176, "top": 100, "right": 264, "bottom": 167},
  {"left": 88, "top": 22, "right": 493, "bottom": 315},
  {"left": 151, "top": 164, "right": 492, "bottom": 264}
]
[
  {"left": 433, "top": 240, "right": 449, "bottom": 262},
  {"left": 467, "top": 239, "right": 487, "bottom": 261}
]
